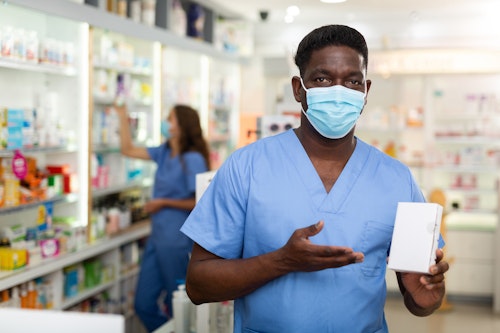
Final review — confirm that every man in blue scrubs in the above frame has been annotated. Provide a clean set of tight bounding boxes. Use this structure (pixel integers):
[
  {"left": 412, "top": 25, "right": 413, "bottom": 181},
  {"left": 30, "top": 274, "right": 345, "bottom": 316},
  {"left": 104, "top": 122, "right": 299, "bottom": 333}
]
[{"left": 181, "top": 25, "right": 449, "bottom": 332}]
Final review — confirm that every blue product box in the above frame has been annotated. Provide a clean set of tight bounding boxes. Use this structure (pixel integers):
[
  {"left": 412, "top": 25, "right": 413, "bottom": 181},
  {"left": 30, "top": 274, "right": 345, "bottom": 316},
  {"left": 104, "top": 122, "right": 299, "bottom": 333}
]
[
  {"left": 7, "top": 109, "right": 24, "bottom": 127},
  {"left": 7, "top": 126, "right": 23, "bottom": 149},
  {"left": 64, "top": 266, "right": 79, "bottom": 297}
]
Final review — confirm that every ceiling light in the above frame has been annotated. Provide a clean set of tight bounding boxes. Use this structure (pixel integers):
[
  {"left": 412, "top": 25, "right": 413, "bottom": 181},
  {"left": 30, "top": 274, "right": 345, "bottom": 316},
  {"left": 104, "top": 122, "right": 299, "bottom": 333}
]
[
  {"left": 286, "top": 5, "right": 300, "bottom": 16},
  {"left": 284, "top": 14, "right": 295, "bottom": 23},
  {"left": 320, "top": 0, "right": 347, "bottom": 3}
]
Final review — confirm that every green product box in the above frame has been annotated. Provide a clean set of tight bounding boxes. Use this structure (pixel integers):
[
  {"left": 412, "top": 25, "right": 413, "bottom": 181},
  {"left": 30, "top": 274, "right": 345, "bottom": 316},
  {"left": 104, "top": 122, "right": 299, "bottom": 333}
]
[{"left": 83, "top": 259, "right": 102, "bottom": 288}]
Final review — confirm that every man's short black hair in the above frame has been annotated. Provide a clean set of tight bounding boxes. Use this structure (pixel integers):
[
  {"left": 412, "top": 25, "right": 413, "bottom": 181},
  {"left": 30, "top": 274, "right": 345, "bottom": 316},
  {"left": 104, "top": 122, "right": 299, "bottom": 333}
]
[{"left": 294, "top": 25, "right": 368, "bottom": 76}]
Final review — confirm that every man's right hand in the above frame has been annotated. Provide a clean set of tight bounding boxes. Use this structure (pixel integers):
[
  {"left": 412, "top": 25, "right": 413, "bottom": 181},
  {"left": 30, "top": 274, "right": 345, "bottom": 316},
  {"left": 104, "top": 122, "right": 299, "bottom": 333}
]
[{"left": 278, "top": 220, "right": 364, "bottom": 273}]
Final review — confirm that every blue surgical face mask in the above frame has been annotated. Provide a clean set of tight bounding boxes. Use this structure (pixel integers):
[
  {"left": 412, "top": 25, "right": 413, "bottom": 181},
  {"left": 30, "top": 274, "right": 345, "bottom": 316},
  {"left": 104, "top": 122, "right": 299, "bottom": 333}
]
[
  {"left": 300, "top": 78, "right": 366, "bottom": 139},
  {"left": 161, "top": 120, "right": 171, "bottom": 139}
]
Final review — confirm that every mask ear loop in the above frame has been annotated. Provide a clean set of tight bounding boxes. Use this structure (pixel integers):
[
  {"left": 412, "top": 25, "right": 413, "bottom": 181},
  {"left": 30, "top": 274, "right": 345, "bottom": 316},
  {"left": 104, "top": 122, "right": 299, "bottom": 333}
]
[
  {"left": 299, "top": 77, "right": 309, "bottom": 114},
  {"left": 300, "top": 77, "right": 309, "bottom": 92}
]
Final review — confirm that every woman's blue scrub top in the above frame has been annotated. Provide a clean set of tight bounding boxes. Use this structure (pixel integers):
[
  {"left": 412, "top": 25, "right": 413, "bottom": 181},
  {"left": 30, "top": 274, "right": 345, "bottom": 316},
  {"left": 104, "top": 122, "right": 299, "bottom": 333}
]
[
  {"left": 181, "top": 130, "right": 427, "bottom": 333},
  {"left": 147, "top": 145, "right": 207, "bottom": 246}
]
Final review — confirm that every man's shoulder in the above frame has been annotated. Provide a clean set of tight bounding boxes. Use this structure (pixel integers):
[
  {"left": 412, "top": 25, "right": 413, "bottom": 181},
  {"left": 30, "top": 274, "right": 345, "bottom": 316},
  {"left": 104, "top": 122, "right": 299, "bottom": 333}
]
[
  {"left": 235, "top": 131, "right": 290, "bottom": 154},
  {"left": 359, "top": 139, "right": 409, "bottom": 170}
]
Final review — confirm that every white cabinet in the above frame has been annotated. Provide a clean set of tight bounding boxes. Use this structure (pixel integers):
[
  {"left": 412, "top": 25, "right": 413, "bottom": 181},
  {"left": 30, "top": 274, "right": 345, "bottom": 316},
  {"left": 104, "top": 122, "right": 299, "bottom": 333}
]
[{"left": 444, "top": 230, "right": 494, "bottom": 296}]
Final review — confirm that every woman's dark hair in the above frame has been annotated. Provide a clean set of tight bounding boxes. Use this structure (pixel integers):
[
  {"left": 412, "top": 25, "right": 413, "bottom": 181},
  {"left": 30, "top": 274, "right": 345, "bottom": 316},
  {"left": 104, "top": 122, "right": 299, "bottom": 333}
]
[
  {"left": 294, "top": 25, "right": 368, "bottom": 76},
  {"left": 172, "top": 104, "right": 211, "bottom": 170}
]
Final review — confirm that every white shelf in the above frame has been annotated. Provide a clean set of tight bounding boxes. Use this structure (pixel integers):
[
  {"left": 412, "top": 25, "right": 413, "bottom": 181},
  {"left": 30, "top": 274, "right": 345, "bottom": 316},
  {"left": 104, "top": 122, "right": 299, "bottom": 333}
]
[
  {"left": 0, "top": 193, "right": 79, "bottom": 215},
  {"left": 93, "top": 95, "right": 152, "bottom": 107},
  {"left": 356, "top": 126, "right": 423, "bottom": 133},
  {"left": 434, "top": 136, "right": 500, "bottom": 145},
  {"left": 0, "top": 57, "right": 76, "bottom": 76},
  {"left": 448, "top": 208, "right": 497, "bottom": 215},
  {"left": 0, "top": 145, "right": 78, "bottom": 157},
  {"left": 120, "top": 267, "right": 140, "bottom": 281},
  {"left": 92, "top": 178, "right": 153, "bottom": 197},
  {"left": 94, "top": 62, "right": 152, "bottom": 76},
  {"left": 434, "top": 114, "right": 495, "bottom": 121},
  {"left": 445, "top": 188, "right": 497, "bottom": 195},
  {"left": 9, "top": 0, "right": 243, "bottom": 63},
  {"left": 60, "top": 279, "right": 117, "bottom": 310},
  {"left": 0, "top": 220, "right": 151, "bottom": 291},
  {"left": 432, "top": 165, "right": 498, "bottom": 173}
]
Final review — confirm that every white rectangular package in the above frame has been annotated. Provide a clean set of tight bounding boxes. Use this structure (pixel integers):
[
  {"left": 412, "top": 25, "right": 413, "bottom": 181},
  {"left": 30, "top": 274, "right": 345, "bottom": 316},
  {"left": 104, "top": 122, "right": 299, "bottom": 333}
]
[{"left": 387, "top": 202, "right": 443, "bottom": 274}]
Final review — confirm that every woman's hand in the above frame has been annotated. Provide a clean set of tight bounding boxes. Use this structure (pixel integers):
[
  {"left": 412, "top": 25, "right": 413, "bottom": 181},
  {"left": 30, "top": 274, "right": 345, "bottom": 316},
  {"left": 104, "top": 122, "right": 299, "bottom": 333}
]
[
  {"left": 143, "top": 199, "right": 165, "bottom": 214},
  {"left": 112, "top": 103, "right": 127, "bottom": 117}
]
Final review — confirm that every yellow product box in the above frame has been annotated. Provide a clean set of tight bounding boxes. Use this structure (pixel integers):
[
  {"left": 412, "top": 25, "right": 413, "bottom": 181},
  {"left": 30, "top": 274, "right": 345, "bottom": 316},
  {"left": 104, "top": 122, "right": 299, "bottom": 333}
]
[
  {"left": 0, "top": 108, "right": 7, "bottom": 149},
  {"left": 0, "top": 248, "right": 27, "bottom": 270}
]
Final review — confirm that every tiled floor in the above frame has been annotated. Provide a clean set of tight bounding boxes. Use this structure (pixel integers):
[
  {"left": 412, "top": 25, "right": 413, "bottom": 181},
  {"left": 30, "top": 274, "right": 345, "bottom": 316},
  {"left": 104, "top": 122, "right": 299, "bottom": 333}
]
[
  {"left": 150, "top": 295, "right": 500, "bottom": 333},
  {"left": 385, "top": 296, "right": 500, "bottom": 333}
]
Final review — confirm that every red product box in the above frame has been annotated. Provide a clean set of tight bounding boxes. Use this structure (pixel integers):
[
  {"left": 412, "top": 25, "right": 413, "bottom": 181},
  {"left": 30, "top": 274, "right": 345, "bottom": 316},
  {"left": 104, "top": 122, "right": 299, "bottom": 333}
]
[
  {"left": 46, "top": 164, "right": 71, "bottom": 175},
  {"left": 63, "top": 173, "right": 79, "bottom": 193}
]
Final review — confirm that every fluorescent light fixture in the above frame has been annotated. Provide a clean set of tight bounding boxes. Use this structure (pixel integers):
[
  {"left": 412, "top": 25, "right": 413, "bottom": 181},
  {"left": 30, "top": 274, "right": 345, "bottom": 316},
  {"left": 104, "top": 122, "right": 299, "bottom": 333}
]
[{"left": 320, "top": 0, "right": 347, "bottom": 3}]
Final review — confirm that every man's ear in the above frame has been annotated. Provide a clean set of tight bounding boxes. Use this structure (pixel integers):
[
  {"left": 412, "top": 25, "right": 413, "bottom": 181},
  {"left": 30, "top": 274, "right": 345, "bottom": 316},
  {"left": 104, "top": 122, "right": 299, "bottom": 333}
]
[
  {"left": 364, "top": 79, "right": 372, "bottom": 106},
  {"left": 291, "top": 76, "right": 303, "bottom": 103}
]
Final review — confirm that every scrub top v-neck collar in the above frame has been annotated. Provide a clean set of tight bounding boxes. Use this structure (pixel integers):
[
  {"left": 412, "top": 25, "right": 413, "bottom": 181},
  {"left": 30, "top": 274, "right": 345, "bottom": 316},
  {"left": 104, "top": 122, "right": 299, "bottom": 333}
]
[{"left": 278, "top": 130, "right": 370, "bottom": 214}]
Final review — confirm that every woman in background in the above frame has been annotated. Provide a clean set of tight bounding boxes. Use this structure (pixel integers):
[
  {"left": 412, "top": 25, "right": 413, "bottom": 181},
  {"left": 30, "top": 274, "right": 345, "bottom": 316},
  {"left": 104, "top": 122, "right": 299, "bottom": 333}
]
[{"left": 116, "top": 104, "right": 210, "bottom": 332}]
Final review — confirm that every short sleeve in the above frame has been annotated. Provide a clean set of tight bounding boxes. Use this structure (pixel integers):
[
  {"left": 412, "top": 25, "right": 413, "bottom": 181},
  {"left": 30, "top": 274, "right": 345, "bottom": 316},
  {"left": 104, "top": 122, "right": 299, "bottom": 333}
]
[
  {"left": 147, "top": 146, "right": 164, "bottom": 163},
  {"left": 181, "top": 152, "right": 248, "bottom": 259}
]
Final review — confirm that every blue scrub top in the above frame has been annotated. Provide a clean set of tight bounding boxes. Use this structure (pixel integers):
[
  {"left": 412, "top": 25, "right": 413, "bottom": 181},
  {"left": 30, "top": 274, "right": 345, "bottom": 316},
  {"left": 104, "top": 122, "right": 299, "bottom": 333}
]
[
  {"left": 181, "top": 130, "right": 425, "bottom": 333},
  {"left": 147, "top": 144, "right": 207, "bottom": 246}
]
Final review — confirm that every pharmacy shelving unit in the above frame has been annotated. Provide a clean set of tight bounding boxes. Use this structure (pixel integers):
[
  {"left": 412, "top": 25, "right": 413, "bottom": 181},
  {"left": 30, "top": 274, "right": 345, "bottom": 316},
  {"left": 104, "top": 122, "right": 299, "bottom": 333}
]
[
  {"left": 161, "top": 46, "right": 207, "bottom": 123},
  {"left": 0, "top": 2, "right": 88, "bottom": 234},
  {"left": 424, "top": 75, "right": 500, "bottom": 300},
  {"left": 160, "top": 46, "right": 241, "bottom": 170},
  {"left": 0, "top": 220, "right": 150, "bottom": 309},
  {"left": 366, "top": 50, "right": 500, "bottom": 302},
  {"left": 89, "top": 26, "right": 160, "bottom": 241},
  {"left": 207, "top": 58, "right": 241, "bottom": 169},
  {"left": 1, "top": 0, "right": 244, "bottom": 331}
]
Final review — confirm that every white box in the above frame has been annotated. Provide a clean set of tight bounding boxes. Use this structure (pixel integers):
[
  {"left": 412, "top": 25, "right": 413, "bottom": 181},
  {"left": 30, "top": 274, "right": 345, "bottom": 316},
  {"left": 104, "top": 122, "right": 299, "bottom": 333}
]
[
  {"left": 387, "top": 202, "right": 443, "bottom": 274},
  {"left": 195, "top": 170, "right": 217, "bottom": 203},
  {"left": 0, "top": 308, "right": 124, "bottom": 333}
]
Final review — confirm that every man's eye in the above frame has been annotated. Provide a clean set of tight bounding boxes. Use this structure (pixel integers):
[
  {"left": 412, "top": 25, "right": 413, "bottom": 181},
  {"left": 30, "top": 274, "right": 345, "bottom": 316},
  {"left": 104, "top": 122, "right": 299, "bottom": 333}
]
[
  {"left": 346, "top": 80, "right": 362, "bottom": 86},
  {"left": 314, "top": 78, "right": 331, "bottom": 86}
]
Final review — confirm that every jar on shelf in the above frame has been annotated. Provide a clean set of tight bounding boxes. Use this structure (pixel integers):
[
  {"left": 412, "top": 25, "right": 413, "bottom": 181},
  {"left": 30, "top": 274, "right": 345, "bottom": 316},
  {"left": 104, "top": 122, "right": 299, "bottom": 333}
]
[{"left": 141, "top": 0, "right": 156, "bottom": 27}]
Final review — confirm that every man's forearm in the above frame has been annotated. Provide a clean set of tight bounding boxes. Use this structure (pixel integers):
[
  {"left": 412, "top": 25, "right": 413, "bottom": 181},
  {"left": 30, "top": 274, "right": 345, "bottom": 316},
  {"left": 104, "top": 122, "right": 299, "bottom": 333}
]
[{"left": 186, "top": 245, "right": 289, "bottom": 304}]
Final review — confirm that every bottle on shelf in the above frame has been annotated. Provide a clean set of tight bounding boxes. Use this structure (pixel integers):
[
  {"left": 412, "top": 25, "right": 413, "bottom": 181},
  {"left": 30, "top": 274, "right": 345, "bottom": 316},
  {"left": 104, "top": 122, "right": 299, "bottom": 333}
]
[
  {"left": 1, "top": 289, "right": 10, "bottom": 307},
  {"left": 27, "top": 280, "right": 37, "bottom": 308},
  {"left": 173, "top": 283, "right": 191, "bottom": 333},
  {"left": 170, "top": 0, "right": 187, "bottom": 37},
  {"left": 11, "top": 286, "right": 21, "bottom": 308},
  {"left": 2, "top": 158, "right": 20, "bottom": 207}
]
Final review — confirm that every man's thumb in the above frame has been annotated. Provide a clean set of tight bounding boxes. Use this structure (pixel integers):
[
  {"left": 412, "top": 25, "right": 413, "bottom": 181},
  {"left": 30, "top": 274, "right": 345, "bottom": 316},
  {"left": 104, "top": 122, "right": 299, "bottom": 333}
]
[{"left": 304, "top": 220, "right": 324, "bottom": 238}]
